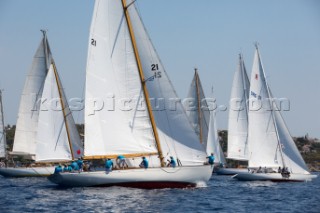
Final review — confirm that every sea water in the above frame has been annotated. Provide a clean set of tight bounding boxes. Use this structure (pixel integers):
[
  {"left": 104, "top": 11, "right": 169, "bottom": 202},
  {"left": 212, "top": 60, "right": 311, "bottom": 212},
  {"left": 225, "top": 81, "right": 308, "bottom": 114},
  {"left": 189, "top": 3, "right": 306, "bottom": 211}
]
[{"left": 0, "top": 173, "right": 319, "bottom": 213}]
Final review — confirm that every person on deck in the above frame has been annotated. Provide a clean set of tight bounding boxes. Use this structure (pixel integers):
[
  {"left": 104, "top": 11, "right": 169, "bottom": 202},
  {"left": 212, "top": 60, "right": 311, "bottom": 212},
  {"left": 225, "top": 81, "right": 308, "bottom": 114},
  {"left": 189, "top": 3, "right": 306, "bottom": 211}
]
[
  {"left": 278, "top": 167, "right": 282, "bottom": 173},
  {"left": 206, "top": 153, "right": 215, "bottom": 165},
  {"left": 77, "top": 158, "right": 84, "bottom": 172},
  {"left": 105, "top": 158, "right": 113, "bottom": 172},
  {"left": 167, "top": 156, "right": 177, "bottom": 168},
  {"left": 71, "top": 160, "right": 79, "bottom": 171},
  {"left": 116, "top": 155, "right": 128, "bottom": 169},
  {"left": 139, "top": 156, "right": 149, "bottom": 169},
  {"left": 54, "top": 164, "right": 63, "bottom": 174}
]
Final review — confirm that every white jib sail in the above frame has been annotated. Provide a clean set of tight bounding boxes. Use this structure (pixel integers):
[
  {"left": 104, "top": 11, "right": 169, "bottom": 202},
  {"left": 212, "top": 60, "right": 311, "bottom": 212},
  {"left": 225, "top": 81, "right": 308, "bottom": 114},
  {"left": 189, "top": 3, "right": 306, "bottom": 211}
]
[
  {"left": 35, "top": 64, "right": 83, "bottom": 162},
  {"left": 227, "top": 54, "right": 250, "bottom": 161},
  {"left": 85, "top": 0, "right": 158, "bottom": 158},
  {"left": 186, "top": 70, "right": 210, "bottom": 148},
  {"left": 13, "top": 35, "right": 51, "bottom": 157},
  {"left": 248, "top": 47, "right": 309, "bottom": 174},
  {"left": 128, "top": 1, "right": 207, "bottom": 165},
  {"left": 207, "top": 110, "right": 226, "bottom": 165},
  {"left": 0, "top": 91, "right": 6, "bottom": 158}
]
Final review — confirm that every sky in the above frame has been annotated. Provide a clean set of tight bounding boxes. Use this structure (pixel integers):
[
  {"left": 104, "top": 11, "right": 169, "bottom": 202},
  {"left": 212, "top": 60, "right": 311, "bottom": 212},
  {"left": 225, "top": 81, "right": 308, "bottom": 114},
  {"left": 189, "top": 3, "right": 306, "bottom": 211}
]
[{"left": 0, "top": 0, "right": 320, "bottom": 138}]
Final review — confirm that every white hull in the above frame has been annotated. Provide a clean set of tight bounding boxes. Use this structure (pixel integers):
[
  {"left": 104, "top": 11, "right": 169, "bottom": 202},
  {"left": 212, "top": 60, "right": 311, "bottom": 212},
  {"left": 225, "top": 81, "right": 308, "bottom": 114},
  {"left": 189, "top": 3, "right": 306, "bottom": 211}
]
[
  {"left": 232, "top": 172, "right": 317, "bottom": 182},
  {"left": 215, "top": 168, "right": 248, "bottom": 175},
  {"left": 48, "top": 165, "right": 213, "bottom": 188},
  {"left": 0, "top": 167, "right": 55, "bottom": 177}
]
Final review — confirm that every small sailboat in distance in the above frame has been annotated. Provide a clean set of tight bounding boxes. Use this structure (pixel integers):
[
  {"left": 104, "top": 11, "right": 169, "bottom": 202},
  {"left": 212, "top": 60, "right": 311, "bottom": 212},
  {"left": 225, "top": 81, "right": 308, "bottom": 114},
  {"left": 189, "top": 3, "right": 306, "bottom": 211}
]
[
  {"left": 185, "top": 70, "right": 226, "bottom": 172},
  {"left": 0, "top": 31, "right": 83, "bottom": 177},
  {"left": 0, "top": 90, "right": 7, "bottom": 163},
  {"left": 233, "top": 44, "right": 317, "bottom": 182},
  {"left": 218, "top": 54, "right": 250, "bottom": 175},
  {"left": 48, "top": 0, "right": 212, "bottom": 188}
]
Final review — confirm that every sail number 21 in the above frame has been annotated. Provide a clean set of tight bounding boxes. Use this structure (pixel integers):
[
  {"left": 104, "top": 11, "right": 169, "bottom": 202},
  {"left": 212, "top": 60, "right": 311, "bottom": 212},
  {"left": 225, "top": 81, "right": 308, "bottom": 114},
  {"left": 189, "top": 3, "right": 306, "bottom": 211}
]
[{"left": 151, "top": 64, "right": 161, "bottom": 78}]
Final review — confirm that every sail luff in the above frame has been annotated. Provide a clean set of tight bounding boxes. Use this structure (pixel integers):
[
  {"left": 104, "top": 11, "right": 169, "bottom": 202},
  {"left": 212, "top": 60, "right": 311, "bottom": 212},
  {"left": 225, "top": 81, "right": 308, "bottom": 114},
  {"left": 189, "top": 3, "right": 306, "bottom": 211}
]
[
  {"left": 121, "top": 0, "right": 164, "bottom": 166},
  {"left": 51, "top": 61, "right": 75, "bottom": 160}
]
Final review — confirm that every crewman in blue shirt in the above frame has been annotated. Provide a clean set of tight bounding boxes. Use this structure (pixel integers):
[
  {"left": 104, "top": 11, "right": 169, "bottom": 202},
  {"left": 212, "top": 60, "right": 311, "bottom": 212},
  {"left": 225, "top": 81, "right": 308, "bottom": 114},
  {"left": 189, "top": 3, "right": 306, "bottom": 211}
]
[
  {"left": 105, "top": 158, "right": 113, "bottom": 172},
  {"left": 139, "top": 156, "right": 149, "bottom": 168},
  {"left": 54, "top": 164, "right": 63, "bottom": 174},
  {"left": 71, "top": 160, "right": 79, "bottom": 171},
  {"left": 77, "top": 158, "right": 84, "bottom": 172},
  {"left": 167, "top": 156, "right": 177, "bottom": 168},
  {"left": 207, "top": 153, "right": 215, "bottom": 165},
  {"left": 117, "top": 155, "right": 128, "bottom": 169}
]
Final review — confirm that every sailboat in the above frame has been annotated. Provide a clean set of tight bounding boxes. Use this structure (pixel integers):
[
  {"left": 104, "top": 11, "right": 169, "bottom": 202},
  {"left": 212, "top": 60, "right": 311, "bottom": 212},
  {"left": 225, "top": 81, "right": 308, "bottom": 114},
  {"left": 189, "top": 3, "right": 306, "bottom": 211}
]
[
  {"left": 0, "top": 90, "right": 7, "bottom": 162},
  {"left": 233, "top": 45, "right": 317, "bottom": 182},
  {"left": 0, "top": 31, "right": 83, "bottom": 177},
  {"left": 48, "top": 0, "right": 212, "bottom": 188},
  {"left": 218, "top": 54, "right": 250, "bottom": 175},
  {"left": 185, "top": 70, "right": 226, "bottom": 172}
]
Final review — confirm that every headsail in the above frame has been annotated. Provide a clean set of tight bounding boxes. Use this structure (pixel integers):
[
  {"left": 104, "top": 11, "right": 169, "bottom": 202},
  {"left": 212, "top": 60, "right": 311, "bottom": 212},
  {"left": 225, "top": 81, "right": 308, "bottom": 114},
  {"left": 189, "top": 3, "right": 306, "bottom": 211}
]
[
  {"left": 0, "top": 91, "right": 6, "bottom": 159},
  {"left": 127, "top": 0, "right": 207, "bottom": 165},
  {"left": 248, "top": 46, "right": 309, "bottom": 174},
  {"left": 12, "top": 31, "right": 51, "bottom": 157},
  {"left": 186, "top": 69, "right": 210, "bottom": 147},
  {"left": 35, "top": 62, "right": 83, "bottom": 162},
  {"left": 227, "top": 54, "right": 250, "bottom": 161}
]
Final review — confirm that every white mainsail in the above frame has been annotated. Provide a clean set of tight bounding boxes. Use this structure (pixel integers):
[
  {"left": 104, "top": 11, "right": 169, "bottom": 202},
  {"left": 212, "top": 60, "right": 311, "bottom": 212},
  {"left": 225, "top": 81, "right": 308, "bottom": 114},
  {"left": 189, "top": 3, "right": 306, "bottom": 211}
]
[
  {"left": 35, "top": 64, "right": 83, "bottom": 162},
  {"left": 185, "top": 69, "right": 210, "bottom": 147},
  {"left": 12, "top": 33, "right": 51, "bottom": 157},
  {"left": 248, "top": 46, "right": 309, "bottom": 174},
  {"left": 207, "top": 109, "right": 226, "bottom": 165},
  {"left": 227, "top": 54, "right": 250, "bottom": 161},
  {"left": 0, "top": 91, "right": 6, "bottom": 158},
  {"left": 84, "top": 0, "right": 207, "bottom": 166}
]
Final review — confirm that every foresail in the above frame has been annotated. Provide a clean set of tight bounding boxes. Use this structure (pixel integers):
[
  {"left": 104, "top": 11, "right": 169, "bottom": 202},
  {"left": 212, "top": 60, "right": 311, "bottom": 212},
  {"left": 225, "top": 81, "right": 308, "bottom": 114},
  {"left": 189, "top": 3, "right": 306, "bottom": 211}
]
[
  {"left": 207, "top": 110, "right": 226, "bottom": 164},
  {"left": 248, "top": 48, "right": 284, "bottom": 168},
  {"left": 227, "top": 55, "right": 250, "bottom": 160},
  {"left": 0, "top": 91, "right": 6, "bottom": 158},
  {"left": 13, "top": 34, "right": 51, "bottom": 157},
  {"left": 85, "top": 0, "right": 158, "bottom": 158},
  {"left": 35, "top": 63, "right": 83, "bottom": 162},
  {"left": 186, "top": 71, "right": 210, "bottom": 147},
  {"left": 273, "top": 101, "right": 309, "bottom": 174},
  {"left": 127, "top": 1, "right": 207, "bottom": 165},
  {"left": 35, "top": 65, "right": 72, "bottom": 162}
]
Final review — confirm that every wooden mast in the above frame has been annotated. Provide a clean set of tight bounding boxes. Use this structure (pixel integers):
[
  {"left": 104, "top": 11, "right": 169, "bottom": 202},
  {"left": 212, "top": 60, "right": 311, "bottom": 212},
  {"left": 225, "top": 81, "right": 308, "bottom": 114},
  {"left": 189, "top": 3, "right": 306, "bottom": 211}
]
[
  {"left": 194, "top": 68, "right": 203, "bottom": 144},
  {"left": 121, "top": 0, "right": 165, "bottom": 166}
]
